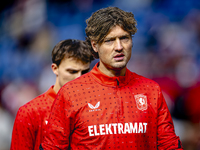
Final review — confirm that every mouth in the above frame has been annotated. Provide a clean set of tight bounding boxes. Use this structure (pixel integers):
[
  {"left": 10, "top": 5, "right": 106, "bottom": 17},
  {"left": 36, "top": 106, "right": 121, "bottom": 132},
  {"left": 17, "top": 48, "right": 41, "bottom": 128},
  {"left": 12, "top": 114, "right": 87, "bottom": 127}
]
[{"left": 114, "top": 54, "right": 125, "bottom": 61}]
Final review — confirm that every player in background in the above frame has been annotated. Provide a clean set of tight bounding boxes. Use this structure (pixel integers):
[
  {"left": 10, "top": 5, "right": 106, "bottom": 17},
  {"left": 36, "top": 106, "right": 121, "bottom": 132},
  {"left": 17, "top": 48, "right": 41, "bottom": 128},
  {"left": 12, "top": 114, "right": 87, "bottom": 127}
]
[
  {"left": 10, "top": 39, "right": 94, "bottom": 150},
  {"left": 41, "top": 7, "right": 183, "bottom": 149}
]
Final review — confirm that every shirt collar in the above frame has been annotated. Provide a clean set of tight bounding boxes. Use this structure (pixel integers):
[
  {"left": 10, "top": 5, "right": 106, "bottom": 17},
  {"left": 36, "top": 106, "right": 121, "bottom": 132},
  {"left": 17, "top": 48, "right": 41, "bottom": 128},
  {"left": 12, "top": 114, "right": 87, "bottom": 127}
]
[
  {"left": 45, "top": 85, "right": 57, "bottom": 101},
  {"left": 90, "top": 62, "right": 132, "bottom": 86}
]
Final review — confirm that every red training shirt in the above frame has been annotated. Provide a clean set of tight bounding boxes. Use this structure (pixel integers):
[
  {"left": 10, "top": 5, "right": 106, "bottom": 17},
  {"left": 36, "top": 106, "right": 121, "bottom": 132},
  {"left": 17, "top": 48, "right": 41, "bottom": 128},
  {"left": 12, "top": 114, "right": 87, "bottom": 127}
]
[
  {"left": 10, "top": 86, "right": 56, "bottom": 150},
  {"left": 41, "top": 63, "right": 183, "bottom": 150}
]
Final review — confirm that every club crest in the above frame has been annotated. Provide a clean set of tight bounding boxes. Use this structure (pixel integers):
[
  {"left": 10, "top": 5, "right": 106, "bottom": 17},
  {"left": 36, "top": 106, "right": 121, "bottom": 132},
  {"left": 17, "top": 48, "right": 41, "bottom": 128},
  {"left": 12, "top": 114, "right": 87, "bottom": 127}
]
[{"left": 134, "top": 94, "right": 148, "bottom": 111}]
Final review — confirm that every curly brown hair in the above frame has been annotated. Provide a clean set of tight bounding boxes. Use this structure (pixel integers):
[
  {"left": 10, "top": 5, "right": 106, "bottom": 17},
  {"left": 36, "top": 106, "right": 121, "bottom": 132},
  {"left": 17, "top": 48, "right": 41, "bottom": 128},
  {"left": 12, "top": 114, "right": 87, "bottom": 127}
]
[
  {"left": 52, "top": 39, "right": 94, "bottom": 67},
  {"left": 85, "top": 7, "right": 137, "bottom": 58}
]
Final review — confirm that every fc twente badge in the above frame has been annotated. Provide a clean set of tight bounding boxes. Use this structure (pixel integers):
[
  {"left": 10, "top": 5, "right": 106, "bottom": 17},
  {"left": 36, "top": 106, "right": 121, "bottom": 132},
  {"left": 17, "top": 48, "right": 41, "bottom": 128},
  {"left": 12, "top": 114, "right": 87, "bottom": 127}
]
[{"left": 134, "top": 94, "right": 148, "bottom": 111}]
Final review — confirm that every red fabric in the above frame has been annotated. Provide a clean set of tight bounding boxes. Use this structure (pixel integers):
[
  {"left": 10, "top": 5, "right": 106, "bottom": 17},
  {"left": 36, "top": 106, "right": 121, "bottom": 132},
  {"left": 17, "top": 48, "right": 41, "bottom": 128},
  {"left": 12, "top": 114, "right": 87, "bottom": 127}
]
[
  {"left": 184, "top": 83, "right": 200, "bottom": 123},
  {"left": 42, "top": 63, "right": 183, "bottom": 150},
  {"left": 10, "top": 86, "right": 56, "bottom": 150},
  {"left": 152, "top": 76, "right": 182, "bottom": 102}
]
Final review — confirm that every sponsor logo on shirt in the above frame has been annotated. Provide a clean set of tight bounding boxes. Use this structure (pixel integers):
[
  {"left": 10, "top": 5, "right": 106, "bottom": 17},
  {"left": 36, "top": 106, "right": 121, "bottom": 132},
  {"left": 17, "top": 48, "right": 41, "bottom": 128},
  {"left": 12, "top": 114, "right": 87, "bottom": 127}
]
[
  {"left": 88, "top": 101, "right": 101, "bottom": 112},
  {"left": 134, "top": 94, "right": 148, "bottom": 111},
  {"left": 88, "top": 122, "right": 147, "bottom": 136}
]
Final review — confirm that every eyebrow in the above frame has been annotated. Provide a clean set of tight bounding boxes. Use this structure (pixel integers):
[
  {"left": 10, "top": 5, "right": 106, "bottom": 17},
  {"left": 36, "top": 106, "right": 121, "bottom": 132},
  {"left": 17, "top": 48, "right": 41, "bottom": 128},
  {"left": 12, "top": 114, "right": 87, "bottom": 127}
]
[
  {"left": 66, "top": 68, "right": 90, "bottom": 71},
  {"left": 104, "top": 34, "right": 130, "bottom": 40},
  {"left": 66, "top": 68, "right": 77, "bottom": 71}
]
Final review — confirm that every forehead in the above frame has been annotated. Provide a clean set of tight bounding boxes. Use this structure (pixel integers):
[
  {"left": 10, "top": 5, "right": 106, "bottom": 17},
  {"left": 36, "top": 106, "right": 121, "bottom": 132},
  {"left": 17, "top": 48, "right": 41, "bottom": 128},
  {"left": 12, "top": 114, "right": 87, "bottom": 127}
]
[
  {"left": 60, "top": 57, "right": 90, "bottom": 69},
  {"left": 105, "top": 25, "right": 130, "bottom": 38}
]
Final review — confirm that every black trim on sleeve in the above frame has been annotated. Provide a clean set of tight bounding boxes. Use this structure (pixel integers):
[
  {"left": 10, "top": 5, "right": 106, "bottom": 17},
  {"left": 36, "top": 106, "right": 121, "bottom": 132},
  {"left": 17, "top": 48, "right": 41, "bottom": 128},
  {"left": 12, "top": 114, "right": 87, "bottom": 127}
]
[
  {"left": 39, "top": 144, "right": 44, "bottom": 150},
  {"left": 178, "top": 140, "right": 182, "bottom": 148}
]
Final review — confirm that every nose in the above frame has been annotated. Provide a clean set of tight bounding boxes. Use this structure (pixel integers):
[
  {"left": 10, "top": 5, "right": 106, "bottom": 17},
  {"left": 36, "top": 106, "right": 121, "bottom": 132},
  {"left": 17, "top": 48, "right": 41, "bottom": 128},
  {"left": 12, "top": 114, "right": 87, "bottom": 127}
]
[{"left": 114, "top": 39, "right": 123, "bottom": 51}]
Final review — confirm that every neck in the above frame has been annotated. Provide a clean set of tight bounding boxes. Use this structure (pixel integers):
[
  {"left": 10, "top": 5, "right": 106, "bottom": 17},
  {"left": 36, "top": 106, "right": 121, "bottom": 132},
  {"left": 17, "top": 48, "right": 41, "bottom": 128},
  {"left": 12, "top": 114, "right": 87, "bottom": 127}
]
[
  {"left": 98, "top": 64, "right": 126, "bottom": 77},
  {"left": 53, "top": 81, "right": 60, "bottom": 94}
]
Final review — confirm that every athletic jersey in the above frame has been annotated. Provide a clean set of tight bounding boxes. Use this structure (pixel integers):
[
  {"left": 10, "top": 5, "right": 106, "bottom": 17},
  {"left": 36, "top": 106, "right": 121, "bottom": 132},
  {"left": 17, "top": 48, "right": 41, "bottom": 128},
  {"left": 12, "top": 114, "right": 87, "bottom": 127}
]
[
  {"left": 10, "top": 86, "right": 56, "bottom": 150},
  {"left": 41, "top": 63, "right": 183, "bottom": 150}
]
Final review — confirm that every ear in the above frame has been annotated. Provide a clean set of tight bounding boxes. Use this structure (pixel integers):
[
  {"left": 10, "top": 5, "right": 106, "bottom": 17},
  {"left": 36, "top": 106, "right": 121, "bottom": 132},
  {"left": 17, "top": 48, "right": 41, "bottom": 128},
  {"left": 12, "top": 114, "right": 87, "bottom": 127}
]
[
  {"left": 91, "top": 40, "right": 98, "bottom": 52},
  {"left": 51, "top": 63, "right": 58, "bottom": 76}
]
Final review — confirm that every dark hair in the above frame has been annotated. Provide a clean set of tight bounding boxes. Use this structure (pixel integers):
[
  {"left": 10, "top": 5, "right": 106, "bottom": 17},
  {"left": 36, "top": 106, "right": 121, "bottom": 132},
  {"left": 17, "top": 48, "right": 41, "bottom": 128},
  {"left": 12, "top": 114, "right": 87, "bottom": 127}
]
[
  {"left": 52, "top": 39, "right": 94, "bottom": 66},
  {"left": 85, "top": 7, "right": 137, "bottom": 58}
]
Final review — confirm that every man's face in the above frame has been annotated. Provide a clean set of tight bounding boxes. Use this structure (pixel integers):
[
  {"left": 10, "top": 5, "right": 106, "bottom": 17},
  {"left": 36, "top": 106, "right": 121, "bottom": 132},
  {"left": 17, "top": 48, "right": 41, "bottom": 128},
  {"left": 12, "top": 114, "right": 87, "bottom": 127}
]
[
  {"left": 92, "top": 25, "right": 132, "bottom": 76},
  {"left": 54, "top": 57, "right": 90, "bottom": 87}
]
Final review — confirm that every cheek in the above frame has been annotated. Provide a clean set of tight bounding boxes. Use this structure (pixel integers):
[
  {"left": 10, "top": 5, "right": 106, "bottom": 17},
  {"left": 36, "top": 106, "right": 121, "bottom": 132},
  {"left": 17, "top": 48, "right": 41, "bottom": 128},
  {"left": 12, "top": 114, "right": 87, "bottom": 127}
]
[
  {"left": 128, "top": 48, "right": 132, "bottom": 56},
  {"left": 62, "top": 73, "right": 74, "bottom": 80},
  {"left": 99, "top": 47, "right": 110, "bottom": 58},
  {"left": 127, "top": 52, "right": 131, "bottom": 62},
  {"left": 126, "top": 45, "right": 132, "bottom": 55},
  {"left": 59, "top": 74, "right": 72, "bottom": 86},
  {"left": 99, "top": 51, "right": 110, "bottom": 63},
  {"left": 58, "top": 71, "right": 70, "bottom": 80}
]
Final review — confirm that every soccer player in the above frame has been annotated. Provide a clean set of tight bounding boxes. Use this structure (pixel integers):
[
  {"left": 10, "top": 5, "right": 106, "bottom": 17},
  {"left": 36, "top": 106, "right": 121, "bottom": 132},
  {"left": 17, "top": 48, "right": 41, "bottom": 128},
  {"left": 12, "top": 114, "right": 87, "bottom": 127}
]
[
  {"left": 40, "top": 7, "right": 183, "bottom": 149},
  {"left": 10, "top": 39, "right": 94, "bottom": 150}
]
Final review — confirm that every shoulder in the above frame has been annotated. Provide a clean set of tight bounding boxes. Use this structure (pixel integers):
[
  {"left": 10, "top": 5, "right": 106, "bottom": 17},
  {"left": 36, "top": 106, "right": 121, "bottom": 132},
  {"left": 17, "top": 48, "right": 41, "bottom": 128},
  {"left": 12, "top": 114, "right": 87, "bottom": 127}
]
[
  {"left": 129, "top": 71, "right": 160, "bottom": 89},
  {"left": 56, "top": 73, "right": 94, "bottom": 102},
  {"left": 72, "top": 72, "right": 92, "bottom": 83},
  {"left": 16, "top": 92, "right": 51, "bottom": 117},
  {"left": 62, "top": 73, "right": 93, "bottom": 90}
]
